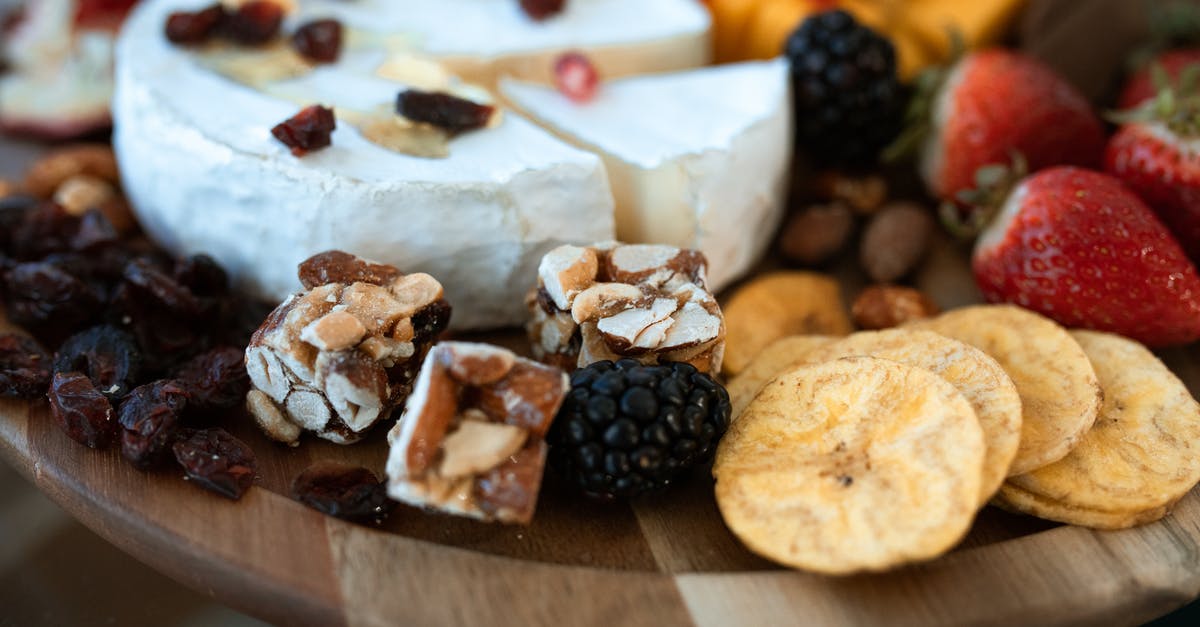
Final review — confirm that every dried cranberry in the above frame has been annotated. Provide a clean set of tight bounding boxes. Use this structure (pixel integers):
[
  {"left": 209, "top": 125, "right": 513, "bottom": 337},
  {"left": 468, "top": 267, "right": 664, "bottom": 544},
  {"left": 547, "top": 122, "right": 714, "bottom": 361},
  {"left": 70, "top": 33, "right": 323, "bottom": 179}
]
[
  {"left": 0, "top": 334, "right": 52, "bottom": 398},
  {"left": 291, "top": 461, "right": 394, "bottom": 523},
  {"left": 112, "top": 258, "right": 207, "bottom": 361},
  {"left": 519, "top": 0, "right": 566, "bottom": 21},
  {"left": 292, "top": 19, "right": 342, "bottom": 64},
  {"left": 70, "top": 209, "right": 119, "bottom": 252},
  {"left": 4, "top": 262, "right": 101, "bottom": 345},
  {"left": 554, "top": 52, "right": 598, "bottom": 103},
  {"left": 0, "top": 194, "right": 37, "bottom": 254},
  {"left": 173, "top": 428, "right": 257, "bottom": 500},
  {"left": 48, "top": 371, "right": 116, "bottom": 448},
  {"left": 221, "top": 1, "right": 282, "bottom": 45},
  {"left": 297, "top": 250, "right": 403, "bottom": 289},
  {"left": 32, "top": 251, "right": 120, "bottom": 301},
  {"left": 411, "top": 299, "right": 452, "bottom": 344},
  {"left": 174, "top": 254, "right": 229, "bottom": 298},
  {"left": 271, "top": 105, "right": 337, "bottom": 156},
  {"left": 38, "top": 251, "right": 88, "bottom": 273},
  {"left": 119, "top": 380, "right": 189, "bottom": 469},
  {"left": 173, "top": 346, "right": 248, "bottom": 416},
  {"left": 25, "top": 253, "right": 112, "bottom": 312},
  {"left": 165, "top": 4, "right": 226, "bottom": 45},
  {"left": 11, "top": 202, "right": 80, "bottom": 261},
  {"left": 121, "top": 258, "right": 204, "bottom": 314},
  {"left": 54, "top": 325, "right": 142, "bottom": 401},
  {"left": 395, "top": 90, "right": 495, "bottom": 134}
]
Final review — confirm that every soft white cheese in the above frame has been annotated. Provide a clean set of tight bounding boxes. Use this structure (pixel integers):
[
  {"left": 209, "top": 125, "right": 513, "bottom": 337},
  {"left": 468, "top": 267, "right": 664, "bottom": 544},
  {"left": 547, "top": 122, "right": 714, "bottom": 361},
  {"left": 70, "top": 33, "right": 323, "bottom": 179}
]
[
  {"left": 311, "top": 0, "right": 711, "bottom": 85},
  {"left": 501, "top": 59, "right": 793, "bottom": 292},
  {"left": 114, "top": 0, "right": 623, "bottom": 329}
]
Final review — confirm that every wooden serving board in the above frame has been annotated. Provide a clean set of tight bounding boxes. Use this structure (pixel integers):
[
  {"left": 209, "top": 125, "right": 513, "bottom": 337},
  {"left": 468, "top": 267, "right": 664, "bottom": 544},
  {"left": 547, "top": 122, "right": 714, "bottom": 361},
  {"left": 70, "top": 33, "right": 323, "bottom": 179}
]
[{"left": 3, "top": 234, "right": 1200, "bottom": 626}]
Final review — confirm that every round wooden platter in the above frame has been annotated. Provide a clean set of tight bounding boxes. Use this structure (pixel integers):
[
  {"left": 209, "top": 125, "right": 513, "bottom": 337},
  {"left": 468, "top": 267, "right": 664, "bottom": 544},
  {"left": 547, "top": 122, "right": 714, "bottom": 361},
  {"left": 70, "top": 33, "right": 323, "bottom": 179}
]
[{"left": 3, "top": 237, "right": 1200, "bottom": 627}]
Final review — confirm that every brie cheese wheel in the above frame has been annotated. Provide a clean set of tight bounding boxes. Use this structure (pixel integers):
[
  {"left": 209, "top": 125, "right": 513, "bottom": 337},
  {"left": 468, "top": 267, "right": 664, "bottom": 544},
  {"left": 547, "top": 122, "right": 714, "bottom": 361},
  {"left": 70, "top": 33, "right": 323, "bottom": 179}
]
[
  {"left": 115, "top": 0, "right": 632, "bottom": 329},
  {"left": 501, "top": 60, "right": 793, "bottom": 291},
  {"left": 334, "top": 0, "right": 712, "bottom": 86}
]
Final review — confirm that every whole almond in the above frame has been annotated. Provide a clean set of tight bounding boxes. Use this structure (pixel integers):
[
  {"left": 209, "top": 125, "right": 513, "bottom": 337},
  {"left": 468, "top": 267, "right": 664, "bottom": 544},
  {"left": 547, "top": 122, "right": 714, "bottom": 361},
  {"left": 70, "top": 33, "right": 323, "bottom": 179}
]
[
  {"left": 778, "top": 202, "right": 854, "bottom": 265},
  {"left": 814, "top": 172, "right": 887, "bottom": 214},
  {"left": 24, "top": 145, "right": 120, "bottom": 199},
  {"left": 852, "top": 285, "right": 939, "bottom": 330},
  {"left": 860, "top": 202, "right": 933, "bottom": 282},
  {"left": 53, "top": 174, "right": 117, "bottom": 217}
]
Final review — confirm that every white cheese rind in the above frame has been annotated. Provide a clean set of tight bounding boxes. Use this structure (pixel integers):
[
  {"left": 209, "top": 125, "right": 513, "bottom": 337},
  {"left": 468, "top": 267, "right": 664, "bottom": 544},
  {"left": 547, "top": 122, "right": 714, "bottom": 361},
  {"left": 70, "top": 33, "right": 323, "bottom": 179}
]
[
  {"left": 310, "top": 0, "right": 711, "bottom": 85},
  {"left": 501, "top": 59, "right": 793, "bottom": 291},
  {"left": 114, "top": 0, "right": 620, "bottom": 329}
]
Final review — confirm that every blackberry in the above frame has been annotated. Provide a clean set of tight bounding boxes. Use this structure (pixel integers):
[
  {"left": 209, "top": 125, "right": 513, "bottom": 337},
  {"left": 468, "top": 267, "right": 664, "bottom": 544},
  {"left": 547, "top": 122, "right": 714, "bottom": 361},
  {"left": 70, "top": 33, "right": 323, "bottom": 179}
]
[
  {"left": 548, "top": 359, "right": 731, "bottom": 500},
  {"left": 785, "top": 9, "right": 903, "bottom": 166}
]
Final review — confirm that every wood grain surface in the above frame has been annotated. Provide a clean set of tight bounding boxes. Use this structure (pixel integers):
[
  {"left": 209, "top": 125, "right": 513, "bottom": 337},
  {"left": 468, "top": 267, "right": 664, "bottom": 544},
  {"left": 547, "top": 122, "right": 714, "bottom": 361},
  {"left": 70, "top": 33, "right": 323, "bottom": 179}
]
[{"left": 3, "top": 236, "right": 1200, "bottom": 626}]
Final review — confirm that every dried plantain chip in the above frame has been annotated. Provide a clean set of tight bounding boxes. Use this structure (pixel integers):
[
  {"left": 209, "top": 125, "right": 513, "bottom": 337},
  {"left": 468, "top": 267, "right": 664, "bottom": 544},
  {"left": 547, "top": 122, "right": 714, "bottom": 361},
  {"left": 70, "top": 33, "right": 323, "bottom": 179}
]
[
  {"left": 721, "top": 272, "right": 853, "bottom": 377},
  {"left": 995, "top": 482, "right": 1174, "bottom": 530},
  {"left": 714, "top": 357, "right": 984, "bottom": 574},
  {"left": 727, "top": 334, "right": 835, "bottom": 420},
  {"left": 998, "top": 330, "right": 1200, "bottom": 525},
  {"left": 908, "top": 305, "right": 1100, "bottom": 475},
  {"left": 793, "top": 329, "right": 1021, "bottom": 506}
]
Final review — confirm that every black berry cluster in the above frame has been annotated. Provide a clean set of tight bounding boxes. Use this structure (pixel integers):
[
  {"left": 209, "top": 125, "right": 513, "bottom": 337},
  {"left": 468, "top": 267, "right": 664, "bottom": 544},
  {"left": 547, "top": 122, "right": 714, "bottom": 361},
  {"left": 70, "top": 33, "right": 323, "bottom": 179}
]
[
  {"left": 786, "top": 9, "right": 904, "bottom": 166},
  {"left": 548, "top": 359, "right": 731, "bottom": 500}
]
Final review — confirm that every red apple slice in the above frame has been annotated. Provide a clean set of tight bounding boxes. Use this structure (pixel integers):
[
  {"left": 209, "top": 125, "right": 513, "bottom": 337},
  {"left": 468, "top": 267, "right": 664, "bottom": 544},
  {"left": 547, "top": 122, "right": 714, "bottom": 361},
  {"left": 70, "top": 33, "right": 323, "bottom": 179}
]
[{"left": 0, "top": 0, "right": 137, "bottom": 139}]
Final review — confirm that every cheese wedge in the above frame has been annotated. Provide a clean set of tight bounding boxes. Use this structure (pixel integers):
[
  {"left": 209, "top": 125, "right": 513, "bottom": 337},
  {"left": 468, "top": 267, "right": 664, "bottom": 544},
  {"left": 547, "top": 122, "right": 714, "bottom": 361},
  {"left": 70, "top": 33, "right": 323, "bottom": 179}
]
[{"left": 501, "top": 59, "right": 793, "bottom": 291}]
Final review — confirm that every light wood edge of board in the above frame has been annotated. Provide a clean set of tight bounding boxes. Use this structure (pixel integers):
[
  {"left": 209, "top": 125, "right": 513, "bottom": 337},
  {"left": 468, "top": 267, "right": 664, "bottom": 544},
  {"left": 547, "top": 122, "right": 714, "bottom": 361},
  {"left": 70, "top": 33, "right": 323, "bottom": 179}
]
[{"left": 2, "top": 395, "right": 1200, "bottom": 627}]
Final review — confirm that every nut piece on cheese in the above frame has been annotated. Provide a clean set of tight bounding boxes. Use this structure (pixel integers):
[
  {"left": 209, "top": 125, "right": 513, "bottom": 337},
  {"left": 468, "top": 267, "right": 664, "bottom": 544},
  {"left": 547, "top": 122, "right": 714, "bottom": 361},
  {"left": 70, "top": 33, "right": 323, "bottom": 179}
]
[
  {"left": 527, "top": 242, "right": 726, "bottom": 374},
  {"left": 501, "top": 59, "right": 792, "bottom": 292},
  {"left": 245, "top": 251, "right": 451, "bottom": 445},
  {"left": 385, "top": 342, "right": 569, "bottom": 525}
]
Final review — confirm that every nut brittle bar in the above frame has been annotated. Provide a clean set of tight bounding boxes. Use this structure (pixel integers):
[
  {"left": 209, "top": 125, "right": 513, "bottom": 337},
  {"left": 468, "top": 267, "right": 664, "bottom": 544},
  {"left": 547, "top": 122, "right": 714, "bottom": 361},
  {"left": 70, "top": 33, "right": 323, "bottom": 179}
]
[{"left": 385, "top": 342, "right": 568, "bottom": 524}]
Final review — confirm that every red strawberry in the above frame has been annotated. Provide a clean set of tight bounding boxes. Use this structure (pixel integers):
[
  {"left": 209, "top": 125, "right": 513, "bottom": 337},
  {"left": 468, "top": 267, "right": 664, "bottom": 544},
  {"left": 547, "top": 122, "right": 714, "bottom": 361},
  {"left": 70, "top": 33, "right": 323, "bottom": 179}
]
[
  {"left": 1105, "top": 123, "right": 1200, "bottom": 263},
  {"left": 0, "top": 0, "right": 139, "bottom": 140},
  {"left": 914, "top": 50, "right": 1105, "bottom": 203},
  {"left": 1118, "top": 49, "right": 1200, "bottom": 109},
  {"left": 973, "top": 166, "right": 1200, "bottom": 347},
  {"left": 1105, "top": 66, "right": 1200, "bottom": 262}
]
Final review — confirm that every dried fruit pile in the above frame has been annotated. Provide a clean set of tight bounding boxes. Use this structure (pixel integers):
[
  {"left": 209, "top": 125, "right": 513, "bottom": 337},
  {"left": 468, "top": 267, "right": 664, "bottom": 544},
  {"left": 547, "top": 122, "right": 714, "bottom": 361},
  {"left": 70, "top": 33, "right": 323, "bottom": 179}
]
[
  {"left": 716, "top": 304, "right": 1200, "bottom": 573},
  {"left": 0, "top": 145, "right": 265, "bottom": 500}
]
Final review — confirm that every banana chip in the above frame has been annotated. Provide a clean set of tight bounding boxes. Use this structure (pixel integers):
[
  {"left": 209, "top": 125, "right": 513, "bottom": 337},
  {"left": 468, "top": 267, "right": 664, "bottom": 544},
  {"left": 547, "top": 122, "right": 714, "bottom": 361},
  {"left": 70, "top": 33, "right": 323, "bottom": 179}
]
[
  {"left": 727, "top": 335, "right": 835, "bottom": 419},
  {"left": 998, "top": 331, "right": 1200, "bottom": 527},
  {"left": 714, "top": 357, "right": 984, "bottom": 574},
  {"left": 908, "top": 305, "right": 1100, "bottom": 474},
  {"left": 721, "top": 272, "right": 853, "bottom": 377},
  {"left": 793, "top": 329, "right": 1021, "bottom": 506},
  {"left": 995, "top": 482, "right": 1174, "bottom": 530}
]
